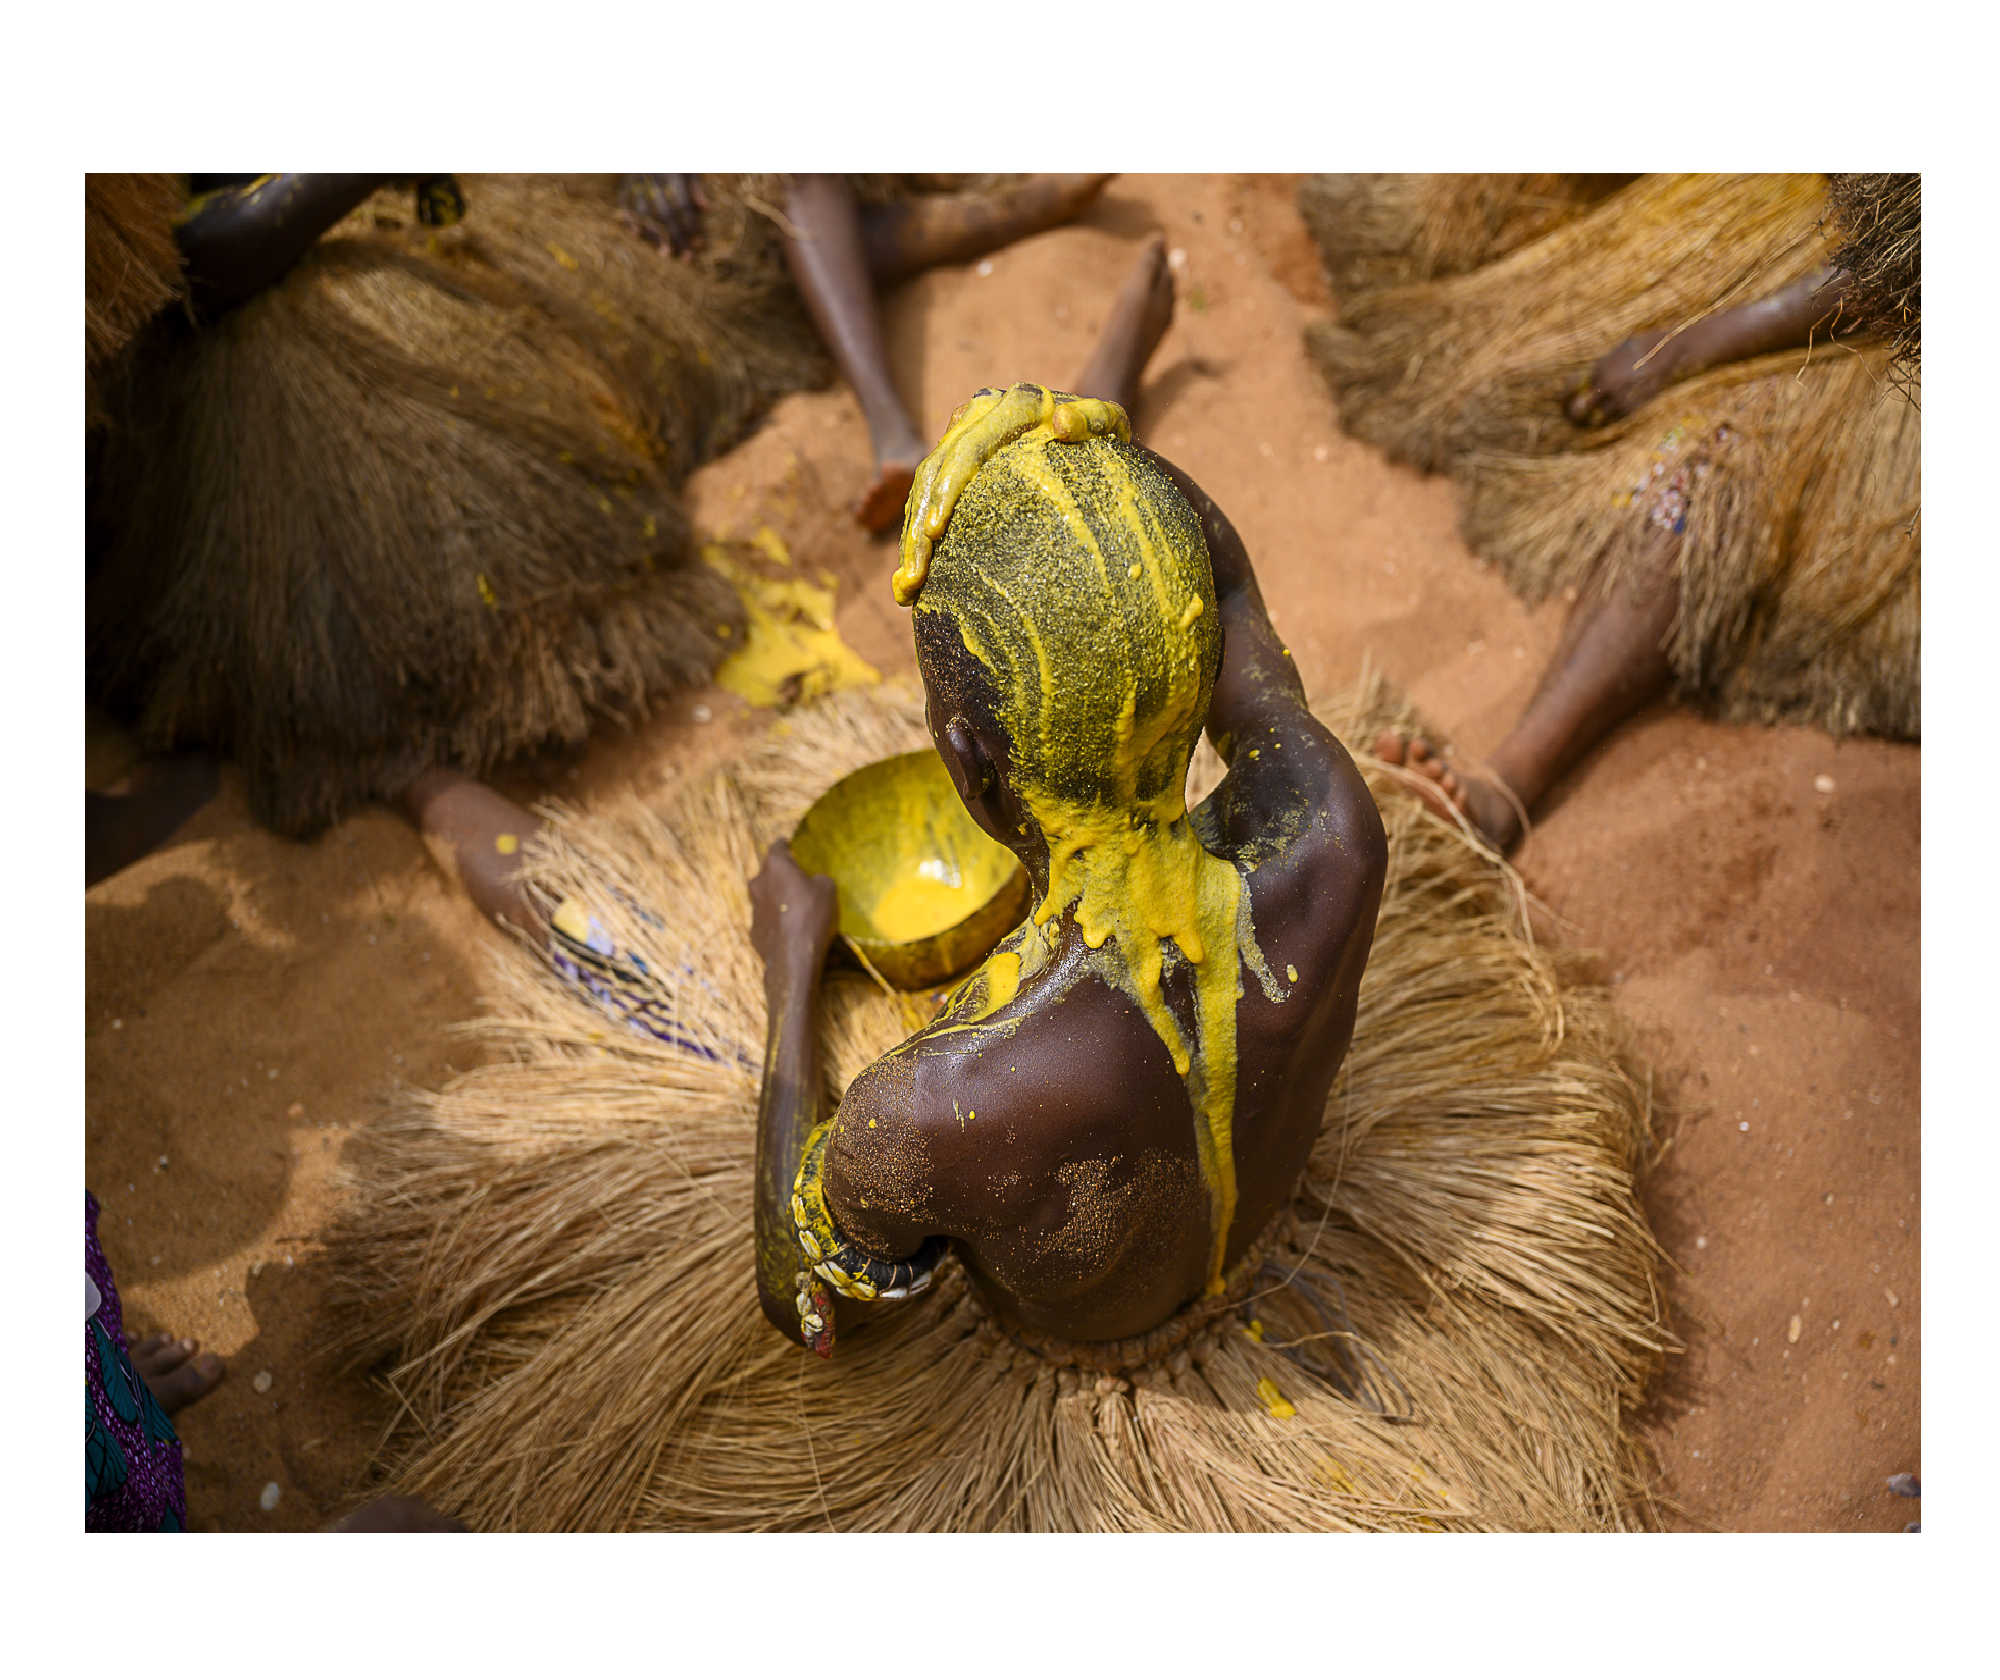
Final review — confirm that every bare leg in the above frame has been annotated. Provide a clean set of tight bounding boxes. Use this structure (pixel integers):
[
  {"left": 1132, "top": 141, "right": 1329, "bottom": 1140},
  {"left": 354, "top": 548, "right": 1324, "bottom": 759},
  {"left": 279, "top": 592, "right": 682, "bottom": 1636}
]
[
  {"left": 859, "top": 174, "right": 1114, "bottom": 286},
  {"left": 1569, "top": 267, "right": 1857, "bottom": 426},
  {"left": 1073, "top": 234, "right": 1176, "bottom": 416},
  {"left": 780, "top": 175, "right": 928, "bottom": 534},
  {"left": 403, "top": 767, "right": 546, "bottom": 935},
  {"left": 1380, "top": 527, "right": 1680, "bottom": 851}
]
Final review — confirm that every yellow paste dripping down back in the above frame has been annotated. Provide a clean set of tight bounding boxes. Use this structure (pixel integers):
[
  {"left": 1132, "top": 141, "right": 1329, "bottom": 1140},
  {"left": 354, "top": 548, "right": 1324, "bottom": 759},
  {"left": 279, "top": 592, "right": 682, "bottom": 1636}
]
[{"left": 907, "top": 416, "right": 1277, "bottom": 1293}]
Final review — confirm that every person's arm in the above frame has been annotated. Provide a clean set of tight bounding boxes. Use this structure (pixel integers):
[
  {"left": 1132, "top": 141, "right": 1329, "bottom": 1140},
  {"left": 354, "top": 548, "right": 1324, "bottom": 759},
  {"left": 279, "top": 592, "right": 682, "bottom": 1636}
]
[
  {"left": 176, "top": 174, "right": 389, "bottom": 315},
  {"left": 749, "top": 840, "right": 841, "bottom": 1347},
  {"left": 1137, "top": 448, "right": 1385, "bottom": 901},
  {"left": 1568, "top": 266, "right": 1858, "bottom": 426},
  {"left": 1137, "top": 449, "right": 1310, "bottom": 761}
]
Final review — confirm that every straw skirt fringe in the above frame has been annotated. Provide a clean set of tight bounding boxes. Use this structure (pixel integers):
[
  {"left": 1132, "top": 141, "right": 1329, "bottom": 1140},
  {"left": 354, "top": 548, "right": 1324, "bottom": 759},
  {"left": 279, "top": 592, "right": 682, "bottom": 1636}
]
[
  {"left": 1462, "top": 347, "right": 1919, "bottom": 739},
  {"left": 325, "top": 678, "right": 1671, "bottom": 1531},
  {"left": 85, "top": 173, "right": 185, "bottom": 426},
  {"left": 1304, "top": 173, "right": 1830, "bottom": 473},
  {"left": 87, "top": 175, "right": 826, "bottom": 839},
  {"left": 1298, "top": 173, "right": 1635, "bottom": 297}
]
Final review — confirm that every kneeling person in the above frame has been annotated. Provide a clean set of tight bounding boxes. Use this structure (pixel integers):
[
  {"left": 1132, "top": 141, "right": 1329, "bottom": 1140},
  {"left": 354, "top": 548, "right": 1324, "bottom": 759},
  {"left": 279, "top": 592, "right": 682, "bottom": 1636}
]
[{"left": 751, "top": 385, "right": 1387, "bottom": 1353}]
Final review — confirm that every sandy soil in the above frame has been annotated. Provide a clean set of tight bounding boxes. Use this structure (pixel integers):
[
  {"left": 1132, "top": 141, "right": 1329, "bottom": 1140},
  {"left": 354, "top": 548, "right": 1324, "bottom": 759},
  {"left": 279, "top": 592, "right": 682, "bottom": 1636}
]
[{"left": 83, "top": 173, "right": 1919, "bottom": 1532}]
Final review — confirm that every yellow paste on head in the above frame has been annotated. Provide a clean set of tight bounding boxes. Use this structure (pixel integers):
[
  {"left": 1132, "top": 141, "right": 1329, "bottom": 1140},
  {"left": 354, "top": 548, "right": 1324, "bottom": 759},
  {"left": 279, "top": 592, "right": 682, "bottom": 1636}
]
[
  {"left": 902, "top": 398, "right": 1285, "bottom": 1293},
  {"left": 893, "top": 384, "right": 1131, "bottom": 608}
]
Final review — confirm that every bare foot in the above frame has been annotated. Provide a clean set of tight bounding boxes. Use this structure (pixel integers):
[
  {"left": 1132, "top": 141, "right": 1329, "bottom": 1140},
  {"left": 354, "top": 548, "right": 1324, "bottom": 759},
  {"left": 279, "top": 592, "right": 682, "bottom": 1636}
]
[
  {"left": 1372, "top": 732, "right": 1524, "bottom": 852},
  {"left": 1567, "top": 328, "right": 1680, "bottom": 427},
  {"left": 1075, "top": 232, "right": 1177, "bottom": 415},
  {"left": 855, "top": 458, "right": 918, "bottom": 534},
  {"left": 128, "top": 1332, "right": 226, "bottom": 1416}
]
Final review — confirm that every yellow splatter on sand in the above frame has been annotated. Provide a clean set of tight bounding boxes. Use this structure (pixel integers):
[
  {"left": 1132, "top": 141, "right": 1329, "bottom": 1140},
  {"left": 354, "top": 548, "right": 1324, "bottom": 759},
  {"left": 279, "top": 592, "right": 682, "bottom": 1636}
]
[{"left": 705, "top": 542, "right": 880, "bottom": 709}]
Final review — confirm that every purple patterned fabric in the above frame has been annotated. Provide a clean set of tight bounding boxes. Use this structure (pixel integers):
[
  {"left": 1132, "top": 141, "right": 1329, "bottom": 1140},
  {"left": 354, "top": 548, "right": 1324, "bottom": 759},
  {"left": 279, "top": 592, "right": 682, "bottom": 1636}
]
[{"left": 86, "top": 1192, "right": 186, "bottom": 1532}]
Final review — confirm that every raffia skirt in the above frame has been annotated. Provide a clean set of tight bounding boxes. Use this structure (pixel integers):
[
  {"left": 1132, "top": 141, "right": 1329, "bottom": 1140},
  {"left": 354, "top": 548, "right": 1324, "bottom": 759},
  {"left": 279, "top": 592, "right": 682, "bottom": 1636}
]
[
  {"left": 322, "top": 677, "right": 1672, "bottom": 1531},
  {"left": 87, "top": 174, "right": 828, "bottom": 838}
]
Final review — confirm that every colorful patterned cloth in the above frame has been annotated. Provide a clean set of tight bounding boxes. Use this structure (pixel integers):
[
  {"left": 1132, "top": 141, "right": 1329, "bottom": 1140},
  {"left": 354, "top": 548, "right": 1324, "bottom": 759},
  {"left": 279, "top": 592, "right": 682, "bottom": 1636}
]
[{"left": 85, "top": 1192, "right": 186, "bottom": 1532}]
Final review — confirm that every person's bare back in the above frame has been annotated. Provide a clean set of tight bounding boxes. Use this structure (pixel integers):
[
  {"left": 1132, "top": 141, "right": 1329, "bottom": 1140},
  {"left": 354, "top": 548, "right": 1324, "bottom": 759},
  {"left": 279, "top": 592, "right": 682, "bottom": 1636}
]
[{"left": 754, "top": 386, "right": 1385, "bottom": 1353}]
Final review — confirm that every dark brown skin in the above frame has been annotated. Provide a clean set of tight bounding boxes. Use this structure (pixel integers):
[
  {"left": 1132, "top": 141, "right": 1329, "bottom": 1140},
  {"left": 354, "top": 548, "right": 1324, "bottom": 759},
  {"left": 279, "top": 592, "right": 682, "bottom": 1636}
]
[
  {"left": 749, "top": 455, "right": 1388, "bottom": 1349},
  {"left": 1379, "top": 525, "right": 1681, "bottom": 853},
  {"left": 1567, "top": 266, "right": 1858, "bottom": 426},
  {"left": 177, "top": 174, "right": 390, "bottom": 316},
  {"left": 776, "top": 174, "right": 1116, "bottom": 533},
  {"left": 128, "top": 1331, "right": 225, "bottom": 1415},
  {"left": 402, "top": 767, "right": 547, "bottom": 936},
  {"left": 1384, "top": 263, "right": 1863, "bottom": 849}
]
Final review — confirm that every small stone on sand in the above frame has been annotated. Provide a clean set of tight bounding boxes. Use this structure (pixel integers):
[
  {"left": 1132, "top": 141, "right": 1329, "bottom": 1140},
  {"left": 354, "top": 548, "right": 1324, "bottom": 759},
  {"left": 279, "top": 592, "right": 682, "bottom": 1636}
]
[
  {"left": 260, "top": 1482, "right": 282, "bottom": 1511},
  {"left": 1787, "top": 1315, "right": 1802, "bottom": 1344},
  {"left": 287, "top": 1103, "right": 305, "bottom": 1119},
  {"left": 253, "top": 1371, "right": 273, "bottom": 1393},
  {"left": 1886, "top": 1473, "right": 1920, "bottom": 1498},
  {"left": 1815, "top": 774, "right": 1836, "bottom": 794}
]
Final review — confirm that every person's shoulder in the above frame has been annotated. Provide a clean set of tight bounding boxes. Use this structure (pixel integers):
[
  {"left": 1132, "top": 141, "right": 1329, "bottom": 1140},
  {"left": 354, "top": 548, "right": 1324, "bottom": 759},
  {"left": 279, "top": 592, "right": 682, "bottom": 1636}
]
[{"left": 1203, "top": 709, "right": 1386, "bottom": 894}]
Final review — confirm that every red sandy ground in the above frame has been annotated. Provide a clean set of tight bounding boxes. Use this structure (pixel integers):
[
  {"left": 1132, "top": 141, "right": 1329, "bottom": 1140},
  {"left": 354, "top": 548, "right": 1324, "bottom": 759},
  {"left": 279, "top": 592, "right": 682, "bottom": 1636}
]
[{"left": 83, "top": 174, "right": 1919, "bottom": 1532}]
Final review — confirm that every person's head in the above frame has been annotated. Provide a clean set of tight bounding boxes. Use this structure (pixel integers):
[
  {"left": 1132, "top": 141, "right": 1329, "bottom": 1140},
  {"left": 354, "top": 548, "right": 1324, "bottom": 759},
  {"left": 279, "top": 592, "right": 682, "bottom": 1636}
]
[{"left": 910, "top": 425, "right": 1218, "bottom": 857}]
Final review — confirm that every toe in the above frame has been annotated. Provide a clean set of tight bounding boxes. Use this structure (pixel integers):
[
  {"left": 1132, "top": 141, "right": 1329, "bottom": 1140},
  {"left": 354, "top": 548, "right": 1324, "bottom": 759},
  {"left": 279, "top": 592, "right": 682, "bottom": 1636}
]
[
  {"left": 131, "top": 1334, "right": 196, "bottom": 1379},
  {"left": 1372, "top": 732, "right": 1409, "bottom": 767},
  {"left": 149, "top": 1351, "right": 226, "bottom": 1416}
]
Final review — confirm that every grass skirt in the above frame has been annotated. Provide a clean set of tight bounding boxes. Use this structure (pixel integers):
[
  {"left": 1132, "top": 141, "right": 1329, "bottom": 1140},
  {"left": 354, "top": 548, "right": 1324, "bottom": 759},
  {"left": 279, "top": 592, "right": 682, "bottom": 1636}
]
[
  {"left": 1462, "top": 347, "right": 1919, "bottom": 739},
  {"left": 324, "top": 679, "right": 1671, "bottom": 1531},
  {"left": 87, "top": 176, "right": 826, "bottom": 838},
  {"left": 1304, "top": 174, "right": 1829, "bottom": 472},
  {"left": 1298, "top": 173, "right": 1634, "bottom": 297},
  {"left": 85, "top": 173, "right": 184, "bottom": 425},
  {"left": 1302, "top": 172, "right": 1917, "bottom": 737}
]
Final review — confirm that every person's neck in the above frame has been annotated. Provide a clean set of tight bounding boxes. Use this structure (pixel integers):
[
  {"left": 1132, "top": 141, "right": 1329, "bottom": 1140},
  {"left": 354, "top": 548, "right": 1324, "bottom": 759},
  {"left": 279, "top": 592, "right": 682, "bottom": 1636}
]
[{"left": 1016, "top": 787, "right": 1217, "bottom": 950}]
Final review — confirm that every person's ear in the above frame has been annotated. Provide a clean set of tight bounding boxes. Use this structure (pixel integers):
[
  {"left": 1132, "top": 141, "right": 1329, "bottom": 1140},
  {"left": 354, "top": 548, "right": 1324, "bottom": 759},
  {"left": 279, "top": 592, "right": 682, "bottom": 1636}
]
[{"left": 942, "top": 715, "right": 995, "bottom": 805}]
